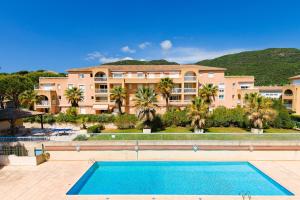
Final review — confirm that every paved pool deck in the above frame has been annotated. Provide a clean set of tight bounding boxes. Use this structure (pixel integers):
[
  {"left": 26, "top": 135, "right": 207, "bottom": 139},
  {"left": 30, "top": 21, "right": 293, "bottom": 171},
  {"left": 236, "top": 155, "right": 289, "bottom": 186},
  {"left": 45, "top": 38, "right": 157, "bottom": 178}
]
[{"left": 1, "top": 161, "right": 300, "bottom": 200}]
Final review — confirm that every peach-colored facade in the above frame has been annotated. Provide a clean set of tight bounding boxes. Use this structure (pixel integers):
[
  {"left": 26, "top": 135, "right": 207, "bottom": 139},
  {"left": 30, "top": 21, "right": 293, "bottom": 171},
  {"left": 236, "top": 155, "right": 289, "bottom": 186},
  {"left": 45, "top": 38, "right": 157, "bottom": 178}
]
[
  {"left": 282, "top": 75, "right": 300, "bottom": 114},
  {"left": 35, "top": 65, "right": 257, "bottom": 114}
]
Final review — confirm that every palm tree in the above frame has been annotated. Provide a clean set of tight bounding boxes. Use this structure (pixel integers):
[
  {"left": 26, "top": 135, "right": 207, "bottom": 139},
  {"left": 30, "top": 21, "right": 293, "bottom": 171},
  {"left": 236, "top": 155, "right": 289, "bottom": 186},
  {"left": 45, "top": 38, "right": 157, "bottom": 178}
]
[
  {"left": 134, "top": 87, "right": 158, "bottom": 129},
  {"left": 187, "top": 97, "right": 209, "bottom": 133},
  {"left": 198, "top": 84, "right": 218, "bottom": 104},
  {"left": 110, "top": 86, "right": 126, "bottom": 114},
  {"left": 244, "top": 93, "right": 276, "bottom": 133},
  {"left": 64, "top": 87, "right": 84, "bottom": 107},
  {"left": 157, "top": 77, "right": 174, "bottom": 111},
  {"left": 19, "top": 90, "right": 39, "bottom": 110}
]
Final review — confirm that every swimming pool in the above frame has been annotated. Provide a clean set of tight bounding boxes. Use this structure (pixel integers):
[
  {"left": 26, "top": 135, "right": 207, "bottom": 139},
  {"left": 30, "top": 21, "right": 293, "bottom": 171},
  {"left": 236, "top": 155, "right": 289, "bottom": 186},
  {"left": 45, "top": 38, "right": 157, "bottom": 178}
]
[{"left": 67, "top": 161, "right": 293, "bottom": 196}]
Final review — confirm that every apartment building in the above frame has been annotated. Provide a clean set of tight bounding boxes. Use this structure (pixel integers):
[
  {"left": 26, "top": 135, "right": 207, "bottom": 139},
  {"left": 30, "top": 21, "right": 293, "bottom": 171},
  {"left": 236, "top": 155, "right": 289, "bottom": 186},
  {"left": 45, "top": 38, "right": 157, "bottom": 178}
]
[
  {"left": 282, "top": 75, "right": 300, "bottom": 114},
  {"left": 34, "top": 65, "right": 257, "bottom": 114}
]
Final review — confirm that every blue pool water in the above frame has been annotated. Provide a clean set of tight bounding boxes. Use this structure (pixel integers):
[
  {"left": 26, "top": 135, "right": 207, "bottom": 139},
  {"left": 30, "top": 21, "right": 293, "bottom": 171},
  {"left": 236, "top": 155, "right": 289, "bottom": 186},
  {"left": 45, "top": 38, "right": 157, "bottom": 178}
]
[{"left": 67, "top": 161, "right": 293, "bottom": 196}]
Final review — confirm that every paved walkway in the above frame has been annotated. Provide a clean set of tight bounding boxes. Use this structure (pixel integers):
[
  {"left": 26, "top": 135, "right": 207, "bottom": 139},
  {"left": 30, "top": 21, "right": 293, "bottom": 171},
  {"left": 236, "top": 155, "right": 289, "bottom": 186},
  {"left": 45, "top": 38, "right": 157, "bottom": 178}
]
[{"left": 1, "top": 161, "right": 300, "bottom": 200}]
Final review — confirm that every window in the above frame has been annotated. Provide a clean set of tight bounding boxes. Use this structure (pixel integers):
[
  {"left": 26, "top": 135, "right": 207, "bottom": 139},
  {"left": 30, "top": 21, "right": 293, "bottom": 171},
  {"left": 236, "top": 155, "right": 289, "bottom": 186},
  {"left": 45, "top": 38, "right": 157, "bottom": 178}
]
[
  {"left": 68, "top": 84, "right": 74, "bottom": 89},
  {"left": 208, "top": 72, "right": 214, "bottom": 78},
  {"left": 137, "top": 72, "right": 144, "bottom": 78},
  {"left": 112, "top": 73, "right": 124, "bottom": 78},
  {"left": 170, "top": 95, "right": 181, "bottom": 101},
  {"left": 90, "top": 73, "right": 93, "bottom": 77},
  {"left": 95, "top": 96, "right": 108, "bottom": 102},
  {"left": 91, "top": 96, "right": 94, "bottom": 99},
  {"left": 79, "top": 73, "right": 84, "bottom": 78},
  {"left": 219, "top": 89, "right": 224, "bottom": 93},
  {"left": 219, "top": 95, "right": 224, "bottom": 100},
  {"left": 57, "top": 84, "right": 61, "bottom": 90},
  {"left": 79, "top": 85, "right": 85, "bottom": 92},
  {"left": 58, "top": 96, "right": 61, "bottom": 100}
]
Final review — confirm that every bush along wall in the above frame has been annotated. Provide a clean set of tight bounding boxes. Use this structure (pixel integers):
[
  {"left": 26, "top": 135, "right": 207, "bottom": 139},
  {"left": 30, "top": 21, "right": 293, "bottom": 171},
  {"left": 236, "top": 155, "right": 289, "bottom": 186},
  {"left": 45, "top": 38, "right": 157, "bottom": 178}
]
[{"left": 23, "top": 113, "right": 115, "bottom": 124}]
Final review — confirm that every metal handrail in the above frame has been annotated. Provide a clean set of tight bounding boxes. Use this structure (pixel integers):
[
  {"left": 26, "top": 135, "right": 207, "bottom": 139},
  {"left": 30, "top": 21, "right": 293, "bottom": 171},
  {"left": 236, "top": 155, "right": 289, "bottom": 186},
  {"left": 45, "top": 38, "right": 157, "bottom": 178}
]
[{"left": 0, "top": 136, "right": 50, "bottom": 142}]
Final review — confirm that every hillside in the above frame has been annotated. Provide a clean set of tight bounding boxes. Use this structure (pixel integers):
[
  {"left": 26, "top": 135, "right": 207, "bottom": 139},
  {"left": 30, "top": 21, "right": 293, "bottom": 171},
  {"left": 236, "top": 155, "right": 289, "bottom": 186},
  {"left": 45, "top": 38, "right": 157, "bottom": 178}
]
[
  {"left": 104, "top": 59, "right": 178, "bottom": 65},
  {"left": 197, "top": 48, "right": 300, "bottom": 86},
  {"left": 0, "top": 70, "right": 66, "bottom": 85}
]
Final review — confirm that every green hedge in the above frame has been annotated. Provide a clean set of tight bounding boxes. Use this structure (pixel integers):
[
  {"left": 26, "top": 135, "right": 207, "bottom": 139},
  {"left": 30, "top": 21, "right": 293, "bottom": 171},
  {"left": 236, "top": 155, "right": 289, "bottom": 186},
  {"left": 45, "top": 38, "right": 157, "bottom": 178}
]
[
  {"left": 114, "top": 114, "right": 138, "bottom": 129},
  {"left": 162, "top": 109, "right": 190, "bottom": 127},
  {"left": 24, "top": 113, "right": 115, "bottom": 124},
  {"left": 87, "top": 124, "right": 105, "bottom": 133}
]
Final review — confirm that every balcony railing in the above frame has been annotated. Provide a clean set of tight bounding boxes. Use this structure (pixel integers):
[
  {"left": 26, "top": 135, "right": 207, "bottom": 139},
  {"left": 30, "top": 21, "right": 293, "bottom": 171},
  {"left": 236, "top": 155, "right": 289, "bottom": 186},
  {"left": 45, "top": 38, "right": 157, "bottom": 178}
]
[
  {"left": 95, "top": 89, "right": 108, "bottom": 93},
  {"left": 284, "top": 104, "right": 292, "bottom": 109},
  {"left": 94, "top": 77, "right": 107, "bottom": 82},
  {"left": 184, "top": 76, "right": 197, "bottom": 81},
  {"left": 36, "top": 100, "right": 49, "bottom": 107},
  {"left": 184, "top": 88, "right": 197, "bottom": 93},
  {"left": 172, "top": 88, "right": 182, "bottom": 93},
  {"left": 170, "top": 100, "right": 181, "bottom": 103}
]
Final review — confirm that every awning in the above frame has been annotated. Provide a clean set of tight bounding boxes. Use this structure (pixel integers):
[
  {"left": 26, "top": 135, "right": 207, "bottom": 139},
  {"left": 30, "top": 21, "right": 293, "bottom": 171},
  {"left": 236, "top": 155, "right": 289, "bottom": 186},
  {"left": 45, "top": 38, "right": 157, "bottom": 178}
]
[{"left": 93, "top": 104, "right": 109, "bottom": 110}]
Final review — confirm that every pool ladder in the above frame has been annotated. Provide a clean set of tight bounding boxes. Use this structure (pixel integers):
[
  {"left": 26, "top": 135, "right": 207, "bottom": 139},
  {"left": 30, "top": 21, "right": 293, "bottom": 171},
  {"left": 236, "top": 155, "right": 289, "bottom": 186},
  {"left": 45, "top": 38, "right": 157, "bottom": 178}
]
[{"left": 240, "top": 192, "right": 252, "bottom": 200}]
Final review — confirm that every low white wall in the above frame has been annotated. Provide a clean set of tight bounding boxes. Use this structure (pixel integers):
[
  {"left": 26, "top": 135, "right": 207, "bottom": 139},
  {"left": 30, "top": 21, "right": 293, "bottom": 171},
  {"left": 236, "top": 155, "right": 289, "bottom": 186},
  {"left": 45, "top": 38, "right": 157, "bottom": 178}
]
[
  {"left": 48, "top": 150, "right": 300, "bottom": 161},
  {"left": 0, "top": 155, "right": 37, "bottom": 166}
]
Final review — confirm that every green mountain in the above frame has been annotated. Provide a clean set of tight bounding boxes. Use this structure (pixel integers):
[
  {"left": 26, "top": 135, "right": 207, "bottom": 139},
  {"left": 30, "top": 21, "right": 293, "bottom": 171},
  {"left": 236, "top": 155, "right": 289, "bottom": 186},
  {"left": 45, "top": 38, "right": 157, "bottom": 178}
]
[
  {"left": 197, "top": 48, "right": 300, "bottom": 86},
  {"left": 104, "top": 59, "right": 178, "bottom": 65}
]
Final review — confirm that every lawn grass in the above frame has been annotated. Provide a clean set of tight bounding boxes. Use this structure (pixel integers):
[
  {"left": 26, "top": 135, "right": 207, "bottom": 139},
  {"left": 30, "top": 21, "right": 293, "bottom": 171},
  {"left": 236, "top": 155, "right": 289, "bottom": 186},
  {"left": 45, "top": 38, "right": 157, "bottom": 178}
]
[
  {"left": 158, "top": 127, "right": 192, "bottom": 133},
  {"left": 101, "top": 127, "right": 299, "bottom": 134},
  {"left": 206, "top": 127, "right": 248, "bottom": 133},
  {"left": 102, "top": 128, "right": 142, "bottom": 133},
  {"left": 89, "top": 133, "right": 300, "bottom": 141},
  {"left": 264, "top": 128, "right": 300, "bottom": 133}
]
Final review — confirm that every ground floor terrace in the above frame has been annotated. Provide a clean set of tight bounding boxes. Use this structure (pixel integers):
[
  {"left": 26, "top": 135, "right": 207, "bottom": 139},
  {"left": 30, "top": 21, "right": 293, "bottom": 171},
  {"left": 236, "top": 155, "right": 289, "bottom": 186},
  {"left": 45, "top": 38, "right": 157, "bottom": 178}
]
[{"left": 2, "top": 141, "right": 300, "bottom": 199}]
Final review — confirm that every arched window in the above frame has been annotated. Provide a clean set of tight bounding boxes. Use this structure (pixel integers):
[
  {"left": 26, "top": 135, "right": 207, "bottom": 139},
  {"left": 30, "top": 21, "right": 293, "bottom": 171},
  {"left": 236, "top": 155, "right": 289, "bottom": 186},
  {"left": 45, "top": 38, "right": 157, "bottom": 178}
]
[
  {"left": 284, "top": 89, "right": 293, "bottom": 96},
  {"left": 184, "top": 71, "right": 196, "bottom": 81},
  {"left": 94, "top": 72, "right": 107, "bottom": 81}
]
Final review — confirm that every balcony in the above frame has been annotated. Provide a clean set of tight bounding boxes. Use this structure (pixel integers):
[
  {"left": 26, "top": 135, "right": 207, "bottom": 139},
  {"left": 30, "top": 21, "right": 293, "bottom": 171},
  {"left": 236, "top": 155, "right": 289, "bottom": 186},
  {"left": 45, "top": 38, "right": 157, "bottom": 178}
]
[
  {"left": 95, "top": 89, "right": 108, "bottom": 93},
  {"left": 170, "top": 100, "right": 182, "bottom": 104},
  {"left": 284, "top": 104, "right": 293, "bottom": 110},
  {"left": 184, "top": 88, "right": 197, "bottom": 93},
  {"left": 36, "top": 100, "right": 50, "bottom": 107},
  {"left": 172, "top": 88, "right": 182, "bottom": 93},
  {"left": 94, "top": 77, "right": 107, "bottom": 82},
  {"left": 184, "top": 76, "right": 197, "bottom": 82}
]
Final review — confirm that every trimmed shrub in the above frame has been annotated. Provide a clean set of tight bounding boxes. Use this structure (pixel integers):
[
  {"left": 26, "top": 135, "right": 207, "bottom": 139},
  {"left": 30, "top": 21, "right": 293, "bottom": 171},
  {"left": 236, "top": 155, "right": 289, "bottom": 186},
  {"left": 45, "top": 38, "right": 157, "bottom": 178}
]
[
  {"left": 66, "top": 107, "right": 78, "bottom": 116},
  {"left": 291, "top": 115, "right": 300, "bottom": 122},
  {"left": 162, "top": 108, "right": 190, "bottom": 127},
  {"left": 210, "top": 106, "right": 247, "bottom": 128},
  {"left": 150, "top": 115, "right": 164, "bottom": 132},
  {"left": 272, "top": 109, "right": 295, "bottom": 129},
  {"left": 114, "top": 114, "right": 138, "bottom": 129},
  {"left": 73, "top": 134, "right": 88, "bottom": 141},
  {"left": 55, "top": 113, "right": 78, "bottom": 123},
  {"left": 87, "top": 124, "right": 105, "bottom": 133},
  {"left": 77, "top": 114, "right": 114, "bottom": 123}
]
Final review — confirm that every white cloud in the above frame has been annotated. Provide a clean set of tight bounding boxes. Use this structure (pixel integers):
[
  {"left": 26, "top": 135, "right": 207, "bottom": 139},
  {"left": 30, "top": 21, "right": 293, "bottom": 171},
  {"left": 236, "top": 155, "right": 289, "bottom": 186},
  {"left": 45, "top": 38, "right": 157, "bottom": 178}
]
[
  {"left": 138, "top": 42, "right": 151, "bottom": 49},
  {"left": 121, "top": 46, "right": 136, "bottom": 53},
  {"left": 86, "top": 51, "right": 133, "bottom": 63},
  {"left": 160, "top": 40, "right": 172, "bottom": 50},
  {"left": 163, "top": 47, "right": 245, "bottom": 64}
]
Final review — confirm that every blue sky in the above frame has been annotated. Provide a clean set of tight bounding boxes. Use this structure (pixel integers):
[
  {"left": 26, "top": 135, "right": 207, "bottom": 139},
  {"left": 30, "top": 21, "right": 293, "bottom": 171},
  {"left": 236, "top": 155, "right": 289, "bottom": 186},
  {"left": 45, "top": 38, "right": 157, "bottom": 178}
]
[{"left": 1, "top": 0, "right": 300, "bottom": 72}]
